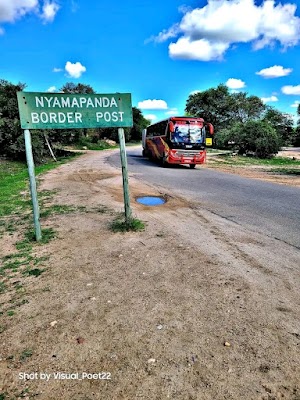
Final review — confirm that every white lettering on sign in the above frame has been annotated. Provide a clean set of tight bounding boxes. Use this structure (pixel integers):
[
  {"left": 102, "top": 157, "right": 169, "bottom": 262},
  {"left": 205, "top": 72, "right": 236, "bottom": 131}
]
[
  {"left": 61, "top": 98, "right": 71, "bottom": 107},
  {"left": 96, "top": 111, "right": 124, "bottom": 122},
  {"left": 31, "top": 112, "right": 83, "bottom": 124},
  {"left": 35, "top": 96, "right": 119, "bottom": 109}
]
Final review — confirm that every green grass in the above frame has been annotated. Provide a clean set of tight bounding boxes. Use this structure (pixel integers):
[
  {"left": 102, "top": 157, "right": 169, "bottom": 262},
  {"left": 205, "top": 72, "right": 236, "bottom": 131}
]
[
  {"left": 24, "top": 268, "right": 45, "bottom": 277},
  {"left": 40, "top": 204, "right": 79, "bottom": 218},
  {"left": 23, "top": 227, "right": 56, "bottom": 244},
  {"left": 0, "top": 157, "right": 78, "bottom": 218},
  {"left": 211, "top": 154, "right": 300, "bottom": 167},
  {"left": 0, "top": 282, "right": 6, "bottom": 293},
  {"left": 20, "top": 349, "right": 33, "bottom": 361},
  {"left": 2, "top": 258, "right": 31, "bottom": 272},
  {"left": 7, "top": 310, "right": 15, "bottom": 317},
  {"left": 0, "top": 156, "right": 77, "bottom": 304},
  {"left": 0, "top": 160, "right": 32, "bottom": 217},
  {"left": 110, "top": 216, "right": 145, "bottom": 232}
]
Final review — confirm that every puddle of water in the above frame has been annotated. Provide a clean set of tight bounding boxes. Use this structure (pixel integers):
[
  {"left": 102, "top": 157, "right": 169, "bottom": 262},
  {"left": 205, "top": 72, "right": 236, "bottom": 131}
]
[{"left": 136, "top": 196, "right": 166, "bottom": 206}]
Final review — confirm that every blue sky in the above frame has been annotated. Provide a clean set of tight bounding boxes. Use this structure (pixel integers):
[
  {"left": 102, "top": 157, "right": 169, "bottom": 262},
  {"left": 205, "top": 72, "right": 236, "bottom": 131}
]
[{"left": 1, "top": 0, "right": 300, "bottom": 125}]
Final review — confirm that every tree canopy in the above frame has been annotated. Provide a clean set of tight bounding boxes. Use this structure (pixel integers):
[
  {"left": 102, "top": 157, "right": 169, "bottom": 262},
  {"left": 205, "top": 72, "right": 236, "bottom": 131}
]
[
  {"left": 60, "top": 82, "right": 95, "bottom": 94},
  {"left": 0, "top": 79, "right": 47, "bottom": 161},
  {"left": 262, "top": 106, "right": 294, "bottom": 146},
  {"left": 185, "top": 84, "right": 297, "bottom": 157},
  {"left": 185, "top": 84, "right": 266, "bottom": 132},
  {"left": 295, "top": 104, "right": 300, "bottom": 146}
]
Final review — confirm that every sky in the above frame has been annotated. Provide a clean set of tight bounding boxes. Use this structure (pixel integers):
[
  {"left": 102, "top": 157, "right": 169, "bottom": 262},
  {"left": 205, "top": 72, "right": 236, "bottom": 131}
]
[{"left": 1, "top": 0, "right": 300, "bottom": 125}]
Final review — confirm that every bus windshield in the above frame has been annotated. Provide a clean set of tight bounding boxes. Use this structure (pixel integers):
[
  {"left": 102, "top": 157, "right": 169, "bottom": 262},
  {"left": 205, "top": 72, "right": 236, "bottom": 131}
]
[{"left": 170, "top": 123, "right": 204, "bottom": 144}]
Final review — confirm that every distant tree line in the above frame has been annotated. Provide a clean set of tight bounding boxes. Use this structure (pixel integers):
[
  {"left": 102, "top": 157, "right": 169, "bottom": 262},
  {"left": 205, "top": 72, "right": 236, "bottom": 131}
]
[
  {"left": 1, "top": 79, "right": 300, "bottom": 163},
  {"left": 185, "top": 84, "right": 300, "bottom": 157},
  {"left": 0, "top": 79, "right": 150, "bottom": 163}
]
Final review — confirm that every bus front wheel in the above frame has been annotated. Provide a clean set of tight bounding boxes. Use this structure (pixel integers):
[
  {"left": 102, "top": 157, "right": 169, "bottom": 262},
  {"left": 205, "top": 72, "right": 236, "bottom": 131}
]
[
  {"left": 190, "top": 164, "right": 196, "bottom": 169},
  {"left": 160, "top": 156, "right": 168, "bottom": 168}
]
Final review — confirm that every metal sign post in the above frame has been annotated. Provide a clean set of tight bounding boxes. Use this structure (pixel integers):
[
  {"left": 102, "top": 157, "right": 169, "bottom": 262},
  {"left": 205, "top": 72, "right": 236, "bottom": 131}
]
[
  {"left": 17, "top": 91, "right": 133, "bottom": 240},
  {"left": 118, "top": 128, "right": 132, "bottom": 223},
  {"left": 24, "top": 129, "right": 42, "bottom": 241}
]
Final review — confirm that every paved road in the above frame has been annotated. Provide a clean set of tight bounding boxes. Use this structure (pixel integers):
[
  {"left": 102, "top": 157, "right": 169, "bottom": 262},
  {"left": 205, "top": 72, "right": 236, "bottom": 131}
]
[{"left": 108, "top": 146, "right": 300, "bottom": 249}]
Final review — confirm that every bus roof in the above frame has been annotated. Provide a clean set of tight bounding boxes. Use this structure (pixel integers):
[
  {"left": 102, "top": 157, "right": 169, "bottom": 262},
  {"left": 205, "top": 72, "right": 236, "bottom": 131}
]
[
  {"left": 171, "top": 116, "right": 204, "bottom": 122},
  {"left": 147, "top": 116, "right": 205, "bottom": 127}
]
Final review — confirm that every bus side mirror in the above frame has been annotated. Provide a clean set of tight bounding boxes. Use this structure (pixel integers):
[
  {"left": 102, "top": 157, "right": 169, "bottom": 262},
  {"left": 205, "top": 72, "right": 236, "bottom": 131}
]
[
  {"left": 206, "top": 123, "right": 214, "bottom": 135},
  {"left": 169, "top": 122, "right": 174, "bottom": 133}
]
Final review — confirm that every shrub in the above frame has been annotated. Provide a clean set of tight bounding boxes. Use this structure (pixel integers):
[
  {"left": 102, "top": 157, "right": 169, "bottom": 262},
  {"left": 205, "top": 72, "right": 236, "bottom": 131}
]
[{"left": 216, "top": 120, "right": 280, "bottom": 158}]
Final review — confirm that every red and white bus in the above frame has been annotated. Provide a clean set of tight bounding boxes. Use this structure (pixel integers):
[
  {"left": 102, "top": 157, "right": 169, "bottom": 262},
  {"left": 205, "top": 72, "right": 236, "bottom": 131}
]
[{"left": 142, "top": 116, "right": 214, "bottom": 168}]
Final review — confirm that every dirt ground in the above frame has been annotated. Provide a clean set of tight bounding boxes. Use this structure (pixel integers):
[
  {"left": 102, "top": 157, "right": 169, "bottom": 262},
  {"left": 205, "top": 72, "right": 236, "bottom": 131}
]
[{"left": 0, "top": 148, "right": 300, "bottom": 400}]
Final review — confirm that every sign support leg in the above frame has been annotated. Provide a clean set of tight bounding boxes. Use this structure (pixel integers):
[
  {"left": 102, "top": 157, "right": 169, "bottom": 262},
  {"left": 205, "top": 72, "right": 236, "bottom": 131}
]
[
  {"left": 24, "top": 129, "right": 42, "bottom": 241},
  {"left": 118, "top": 128, "right": 132, "bottom": 224}
]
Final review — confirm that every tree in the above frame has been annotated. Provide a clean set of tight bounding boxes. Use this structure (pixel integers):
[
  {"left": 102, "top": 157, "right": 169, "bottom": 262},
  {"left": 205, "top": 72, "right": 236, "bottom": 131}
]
[
  {"left": 262, "top": 106, "right": 294, "bottom": 146},
  {"left": 294, "top": 104, "right": 300, "bottom": 146},
  {"left": 129, "top": 107, "right": 150, "bottom": 141},
  {"left": 185, "top": 84, "right": 233, "bottom": 131},
  {"left": 0, "top": 79, "right": 46, "bottom": 161},
  {"left": 185, "top": 84, "right": 266, "bottom": 132},
  {"left": 95, "top": 107, "right": 150, "bottom": 143},
  {"left": 49, "top": 82, "right": 96, "bottom": 144},
  {"left": 60, "top": 82, "right": 95, "bottom": 94},
  {"left": 232, "top": 92, "right": 266, "bottom": 123},
  {"left": 218, "top": 120, "right": 280, "bottom": 158}
]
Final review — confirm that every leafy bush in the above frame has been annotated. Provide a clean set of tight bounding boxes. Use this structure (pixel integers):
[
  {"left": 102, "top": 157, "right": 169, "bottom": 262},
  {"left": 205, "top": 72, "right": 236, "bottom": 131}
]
[
  {"left": 0, "top": 80, "right": 48, "bottom": 163},
  {"left": 214, "top": 127, "right": 233, "bottom": 149},
  {"left": 216, "top": 120, "right": 280, "bottom": 158}
]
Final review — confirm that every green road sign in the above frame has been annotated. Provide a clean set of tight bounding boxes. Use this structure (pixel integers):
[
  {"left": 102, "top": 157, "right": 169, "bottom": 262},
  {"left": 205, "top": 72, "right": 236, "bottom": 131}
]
[{"left": 17, "top": 92, "right": 133, "bottom": 129}]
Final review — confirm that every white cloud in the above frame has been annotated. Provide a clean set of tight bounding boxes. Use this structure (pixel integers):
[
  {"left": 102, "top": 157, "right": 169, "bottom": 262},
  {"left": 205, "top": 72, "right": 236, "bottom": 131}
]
[
  {"left": 65, "top": 61, "right": 86, "bottom": 78},
  {"left": 226, "top": 78, "right": 246, "bottom": 90},
  {"left": 261, "top": 95, "right": 279, "bottom": 103},
  {"left": 0, "top": 0, "right": 59, "bottom": 27},
  {"left": 137, "top": 99, "right": 168, "bottom": 110},
  {"left": 165, "top": 108, "right": 179, "bottom": 116},
  {"left": 144, "top": 114, "right": 157, "bottom": 122},
  {"left": 256, "top": 65, "right": 293, "bottom": 78},
  {"left": 282, "top": 85, "right": 300, "bottom": 95},
  {"left": 153, "top": 0, "right": 300, "bottom": 61},
  {"left": 169, "top": 37, "right": 229, "bottom": 61},
  {"left": 189, "top": 90, "right": 201, "bottom": 95},
  {"left": 47, "top": 86, "right": 57, "bottom": 92},
  {"left": 155, "top": 24, "right": 179, "bottom": 43},
  {"left": 0, "top": 0, "right": 38, "bottom": 23},
  {"left": 41, "top": 1, "right": 60, "bottom": 23},
  {"left": 53, "top": 67, "right": 63, "bottom": 72},
  {"left": 291, "top": 101, "right": 300, "bottom": 108}
]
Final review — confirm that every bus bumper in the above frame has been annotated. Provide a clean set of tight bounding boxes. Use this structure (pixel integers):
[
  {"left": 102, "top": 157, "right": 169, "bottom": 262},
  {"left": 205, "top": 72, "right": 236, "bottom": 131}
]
[{"left": 167, "top": 150, "right": 206, "bottom": 165}]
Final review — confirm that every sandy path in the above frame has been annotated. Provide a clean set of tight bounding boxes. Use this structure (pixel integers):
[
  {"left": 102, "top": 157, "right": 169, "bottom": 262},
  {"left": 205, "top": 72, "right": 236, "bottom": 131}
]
[{"left": 1, "top": 150, "right": 299, "bottom": 400}]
